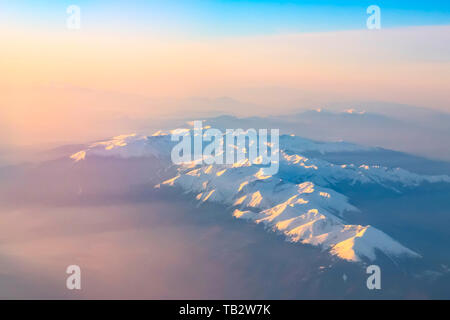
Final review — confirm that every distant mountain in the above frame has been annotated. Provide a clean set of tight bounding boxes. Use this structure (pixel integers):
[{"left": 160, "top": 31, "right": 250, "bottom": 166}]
[
  {"left": 196, "top": 109, "right": 450, "bottom": 161},
  {"left": 324, "top": 101, "right": 450, "bottom": 132}
]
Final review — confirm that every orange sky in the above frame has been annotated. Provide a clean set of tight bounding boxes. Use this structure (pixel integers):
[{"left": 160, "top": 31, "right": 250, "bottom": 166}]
[{"left": 1, "top": 25, "right": 449, "bottom": 146}]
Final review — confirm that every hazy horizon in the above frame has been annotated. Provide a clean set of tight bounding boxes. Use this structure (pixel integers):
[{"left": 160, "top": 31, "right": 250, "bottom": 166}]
[{"left": 1, "top": 1, "right": 449, "bottom": 147}]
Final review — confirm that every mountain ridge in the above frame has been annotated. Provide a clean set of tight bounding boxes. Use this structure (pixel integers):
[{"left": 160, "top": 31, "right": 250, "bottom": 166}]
[{"left": 68, "top": 129, "right": 450, "bottom": 262}]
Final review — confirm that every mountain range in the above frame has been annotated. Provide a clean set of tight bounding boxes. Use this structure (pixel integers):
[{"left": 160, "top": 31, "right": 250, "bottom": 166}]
[{"left": 68, "top": 127, "right": 450, "bottom": 264}]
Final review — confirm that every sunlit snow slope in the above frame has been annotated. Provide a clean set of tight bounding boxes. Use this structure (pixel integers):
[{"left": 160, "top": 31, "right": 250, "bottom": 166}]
[{"left": 70, "top": 128, "right": 450, "bottom": 262}]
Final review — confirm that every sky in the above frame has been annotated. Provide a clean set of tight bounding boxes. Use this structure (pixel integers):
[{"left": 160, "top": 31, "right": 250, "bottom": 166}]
[
  {"left": 0, "top": 1, "right": 449, "bottom": 146},
  {"left": 2, "top": 1, "right": 450, "bottom": 34}
]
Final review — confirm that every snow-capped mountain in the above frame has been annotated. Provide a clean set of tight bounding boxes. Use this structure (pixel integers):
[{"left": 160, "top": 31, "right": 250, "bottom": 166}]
[
  {"left": 69, "top": 128, "right": 450, "bottom": 262},
  {"left": 279, "top": 152, "right": 450, "bottom": 189},
  {"left": 158, "top": 162, "right": 420, "bottom": 262}
]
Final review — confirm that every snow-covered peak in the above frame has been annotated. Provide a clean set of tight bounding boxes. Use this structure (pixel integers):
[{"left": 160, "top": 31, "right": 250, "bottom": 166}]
[
  {"left": 158, "top": 160, "right": 420, "bottom": 262},
  {"left": 279, "top": 152, "right": 450, "bottom": 188},
  {"left": 71, "top": 131, "right": 374, "bottom": 161},
  {"left": 67, "top": 128, "right": 450, "bottom": 189},
  {"left": 70, "top": 131, "right": 450, "bottom": 189},
  {"left": 344, "top": 108, "right": 366, "bottom": 115},
  {"left": 70, "top": 133, "right": 173, "bottom": 162}
]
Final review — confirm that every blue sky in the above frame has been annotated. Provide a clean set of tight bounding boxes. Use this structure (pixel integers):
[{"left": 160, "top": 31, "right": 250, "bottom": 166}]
[{"left": 2, "top": 0, "right": 450, "bottom": 36}]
